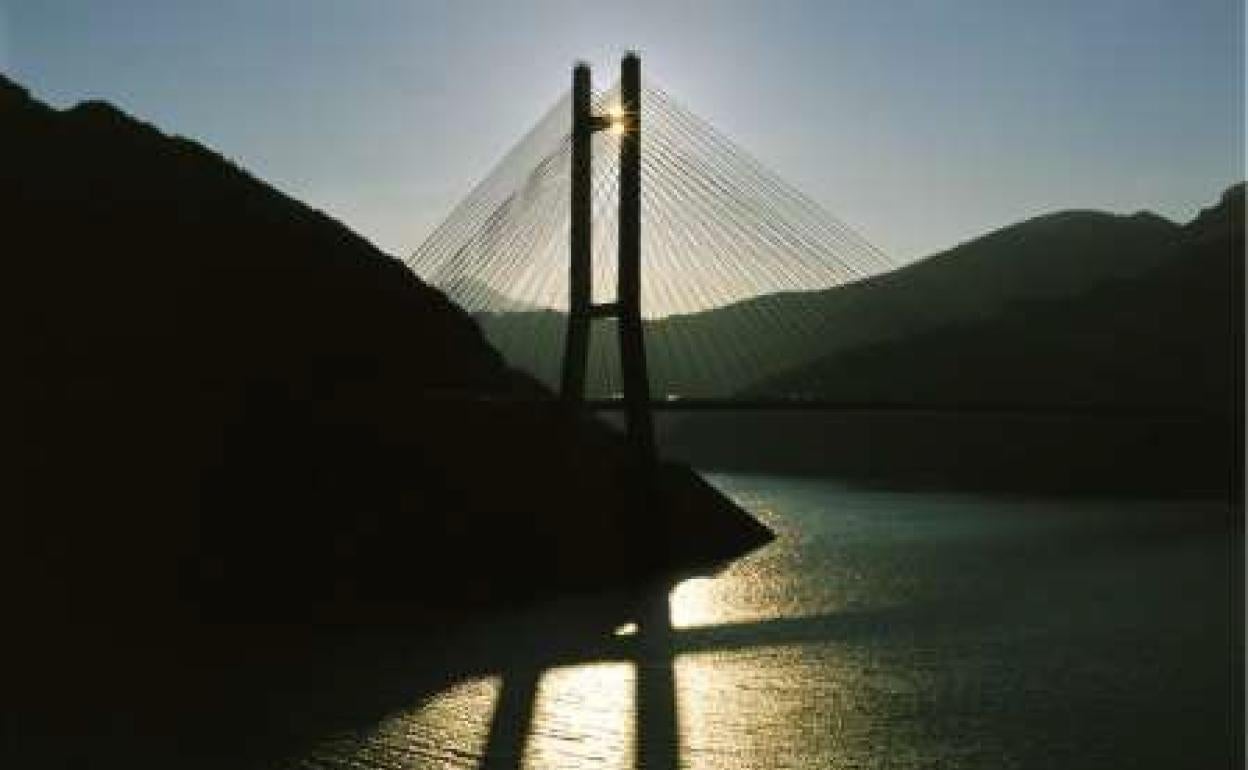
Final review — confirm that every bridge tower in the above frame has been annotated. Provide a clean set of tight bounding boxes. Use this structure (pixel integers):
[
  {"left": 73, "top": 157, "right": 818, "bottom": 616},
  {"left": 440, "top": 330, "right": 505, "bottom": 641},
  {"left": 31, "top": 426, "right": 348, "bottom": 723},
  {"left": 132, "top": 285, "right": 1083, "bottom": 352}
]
[{"left": 561, "top": 53, "right": 656, "bottom": 461}]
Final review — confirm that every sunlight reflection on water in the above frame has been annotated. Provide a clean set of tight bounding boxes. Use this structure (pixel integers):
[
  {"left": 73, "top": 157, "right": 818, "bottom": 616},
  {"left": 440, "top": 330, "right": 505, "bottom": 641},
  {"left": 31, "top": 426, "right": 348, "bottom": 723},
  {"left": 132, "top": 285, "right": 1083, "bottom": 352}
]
[
  {"left": 523, "top": 663, "right": 635, "bottom": 770},
  {"left": 667, "top": 576, "right": 716, "bottom": 630},
  {"left": 315, "top": 675, "right": 501, "bottom": 769},
  {"left": 291, "top": 474, "right": 1236, "bottom": 770}
]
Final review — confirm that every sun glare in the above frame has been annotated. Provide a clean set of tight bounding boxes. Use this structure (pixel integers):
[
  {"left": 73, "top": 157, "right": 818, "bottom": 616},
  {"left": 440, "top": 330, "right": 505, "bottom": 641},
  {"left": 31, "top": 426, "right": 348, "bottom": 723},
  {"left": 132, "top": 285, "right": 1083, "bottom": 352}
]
[{"left": 605, "top": 105, "right": 628, "bottom": 136}]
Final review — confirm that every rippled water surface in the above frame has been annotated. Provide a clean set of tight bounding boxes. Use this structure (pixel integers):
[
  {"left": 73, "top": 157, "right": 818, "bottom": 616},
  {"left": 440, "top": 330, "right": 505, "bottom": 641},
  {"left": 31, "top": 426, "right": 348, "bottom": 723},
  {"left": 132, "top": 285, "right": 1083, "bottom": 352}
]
[{"left": 289, "top": 475, "right": 1241, "bottom": 769}]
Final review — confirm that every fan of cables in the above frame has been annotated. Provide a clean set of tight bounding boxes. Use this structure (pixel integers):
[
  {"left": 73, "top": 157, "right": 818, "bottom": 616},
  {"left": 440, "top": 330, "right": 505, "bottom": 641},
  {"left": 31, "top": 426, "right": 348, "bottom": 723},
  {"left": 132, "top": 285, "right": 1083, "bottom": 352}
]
[{"left": 408, "top": 81, "right": 894, "bottom": 397}]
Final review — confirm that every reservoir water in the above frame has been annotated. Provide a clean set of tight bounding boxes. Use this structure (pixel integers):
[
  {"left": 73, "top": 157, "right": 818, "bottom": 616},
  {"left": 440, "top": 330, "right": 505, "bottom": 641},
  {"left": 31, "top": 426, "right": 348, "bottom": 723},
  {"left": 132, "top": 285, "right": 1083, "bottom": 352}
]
[{"left": 287, "top": 474, "right": 1240, "bottom": 769}]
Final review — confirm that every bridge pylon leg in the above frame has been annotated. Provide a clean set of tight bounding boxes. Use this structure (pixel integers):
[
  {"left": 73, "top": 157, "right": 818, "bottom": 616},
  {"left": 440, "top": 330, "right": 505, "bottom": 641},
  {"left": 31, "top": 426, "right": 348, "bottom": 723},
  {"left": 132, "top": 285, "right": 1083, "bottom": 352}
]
[
  {"left": 616, "top": 52, "right": 656, "bottom": 461},
  {"left": 560, "top": 62, "right": 593, "bottom": 404}
]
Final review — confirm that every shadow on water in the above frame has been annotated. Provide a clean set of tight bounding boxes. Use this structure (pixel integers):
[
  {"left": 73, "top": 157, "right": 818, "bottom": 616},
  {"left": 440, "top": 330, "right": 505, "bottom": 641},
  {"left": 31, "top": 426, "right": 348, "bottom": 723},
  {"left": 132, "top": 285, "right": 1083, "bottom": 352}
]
[
  {"left": 455, "top": 580, "right": 915, "bottom": 770},
  {"left": 476, "top": 586, "right": 682, "bottom": 770},
  {"left": 9, "top": 572, "right": 914, "bottom": 770},
  {"left": 634, "top": 590, "right": 678, "bottom": 770},
  {"left": 14, "top": 522, "right": 1240, "bottom": 770}
]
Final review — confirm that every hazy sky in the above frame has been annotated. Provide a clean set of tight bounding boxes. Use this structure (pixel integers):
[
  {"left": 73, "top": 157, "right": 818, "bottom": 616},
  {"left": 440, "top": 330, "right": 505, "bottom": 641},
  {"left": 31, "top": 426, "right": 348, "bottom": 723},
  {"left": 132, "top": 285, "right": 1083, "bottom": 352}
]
[{"left": 3, "top": 1, "right": 1243, "bottom": 261}]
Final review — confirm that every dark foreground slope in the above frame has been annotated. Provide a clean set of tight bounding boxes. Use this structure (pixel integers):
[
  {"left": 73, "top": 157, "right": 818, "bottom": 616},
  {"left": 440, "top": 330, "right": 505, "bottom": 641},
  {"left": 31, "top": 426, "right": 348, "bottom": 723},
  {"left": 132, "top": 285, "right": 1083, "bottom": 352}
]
[
  {"left": 663, "top": 186, "right": 1244, "bottom": 497},
  {"left": 4, "top": 81, "right": 770, "bottom": 765},
  {"left": 4, "top": 75, "right": 769, "bottom": 627}
]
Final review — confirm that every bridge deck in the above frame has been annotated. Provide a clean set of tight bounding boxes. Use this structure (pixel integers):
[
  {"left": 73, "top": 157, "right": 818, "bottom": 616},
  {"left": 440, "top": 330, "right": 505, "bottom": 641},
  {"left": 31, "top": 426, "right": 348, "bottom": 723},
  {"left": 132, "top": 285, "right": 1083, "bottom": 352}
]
[
  {"left": 581, "top": 399, "right": 1222, "bottom": 419},
  {"left": 420, "top": 394, "right": 1219, "bottom": 419}
]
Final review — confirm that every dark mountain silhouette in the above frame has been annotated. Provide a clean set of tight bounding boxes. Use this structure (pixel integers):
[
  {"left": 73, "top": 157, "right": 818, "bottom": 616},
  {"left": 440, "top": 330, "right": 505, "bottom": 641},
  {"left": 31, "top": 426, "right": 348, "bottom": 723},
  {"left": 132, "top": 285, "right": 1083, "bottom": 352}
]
[
  {"left": 748, "top": 187, "right": 1242, "bottom": 409},
  {"left": 5, "top": 75, "right": 770, "bottom": 630},
  {"left": 661, "top": 185, "right": 1244, "bottom": 497}
]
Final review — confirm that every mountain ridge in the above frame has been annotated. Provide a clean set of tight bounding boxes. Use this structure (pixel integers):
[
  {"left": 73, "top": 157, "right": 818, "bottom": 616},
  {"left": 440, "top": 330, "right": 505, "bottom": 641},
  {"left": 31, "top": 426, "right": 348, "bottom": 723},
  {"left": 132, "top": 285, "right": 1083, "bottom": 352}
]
[
  {"left": 751, "top": 182, "right": 1243, "bottom": 407},
  {"left": 472, "top": 184, "right": 1210, "bottom": 398},
  {"left": 660, "top": 182, "right": 1243, "bottom": 496},
  {"left": 5, "top": 74, "right": 770, "bottom": 626}
]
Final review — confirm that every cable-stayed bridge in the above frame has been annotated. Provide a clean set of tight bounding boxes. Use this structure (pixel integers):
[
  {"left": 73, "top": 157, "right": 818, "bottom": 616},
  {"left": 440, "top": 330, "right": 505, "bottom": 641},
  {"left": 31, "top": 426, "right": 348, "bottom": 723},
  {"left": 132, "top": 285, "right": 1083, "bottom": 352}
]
[{"left": 407, "top": 54, "right": 895, "bottom": 453}]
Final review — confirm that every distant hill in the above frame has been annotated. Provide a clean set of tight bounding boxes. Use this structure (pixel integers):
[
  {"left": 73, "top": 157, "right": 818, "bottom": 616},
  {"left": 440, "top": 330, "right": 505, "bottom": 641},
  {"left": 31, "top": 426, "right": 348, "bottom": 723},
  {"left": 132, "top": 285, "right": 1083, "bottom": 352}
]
[
  {"left": 752, "top": 185, "right": 1244, "bottom": 412},
  {"left": 661, "top": 186, "right": 1244, "bottom": 496},
  {"left": 477, "top": 200, "right": 1191, "bottom": 397},
  {"left": 442, "top": 173, "right": 1242, "bottom": 495},
  {"left": 4, "top": 75, "right": 768, "bottom": 624}
]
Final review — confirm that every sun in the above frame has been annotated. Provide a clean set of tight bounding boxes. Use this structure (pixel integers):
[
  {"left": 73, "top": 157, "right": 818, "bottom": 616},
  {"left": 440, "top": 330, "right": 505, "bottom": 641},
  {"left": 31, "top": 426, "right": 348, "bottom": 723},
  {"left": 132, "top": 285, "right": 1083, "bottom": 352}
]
[{"left": 605, "top": 105, "right": 628, "bottom": 136}]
